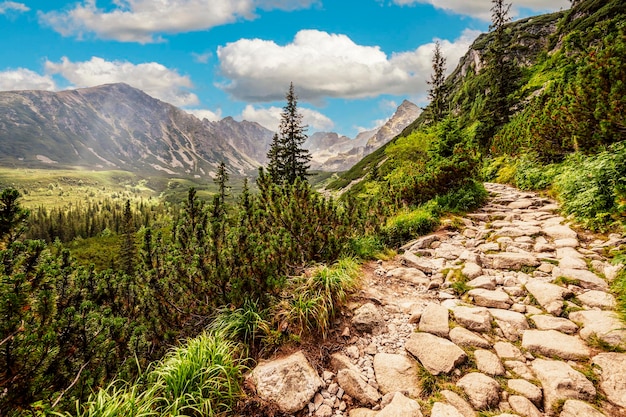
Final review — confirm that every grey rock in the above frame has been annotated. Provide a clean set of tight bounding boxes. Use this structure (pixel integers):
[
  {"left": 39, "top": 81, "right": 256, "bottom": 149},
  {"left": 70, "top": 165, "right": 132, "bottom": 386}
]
[
  {"left": 452, "top": 306, "right": 492, "bottom": 332},
  {"left": 466, "top": 275, "right": 496, "bottom": 290},
  {"left": 462, "top": 262, "right": 483, "bottom": 280},
  {"left": 337, "top": 369, "right": 381, "bottom": 406},
  {"left": 508, "top": 395, "right": 542, "bottom": 417},
  {"left": 251, "top": 351, "right": 324, "bottom": 413},
  {"left": 560, "top": 400, "right": 606, "bottom": 417},
  {"left": 373, "top": 353, "right": 421, "bottom": 398},
  {"left": 440, "top": 390, "right": 477, "bottom": 417},
  {"left": 521, "top": 329, "right": 590, "bottom": 360},
  {"left": 457, "top": 372, "right": 501, "bottom": 410},
  {"left": 525, "top": 280, "right": 571, "bottom": 316},
  {"left": 543, "top": 225, "right": 577, "bottom": 240},
  {"left": 487, "top": 252, "right": 540, "bottom": 270},
  {"left": 468, "top": 289, "right": 513, "bottom": 309},
  {"left": 494, "top": 341, "right": 525, "bottom": 361},
  {"left": 377, "top": 392, "right": 423, "bottom": 417},
  {"left": 553, "top": 267, "right": 608, "bottom": 291},
  {"left": 569, "top": 310, "right": 626, "bottom": 349},
  {"left": 352, "top": 303, "right": 385, "bottom": 334},
  {"left": 431, "top": 402, "right": 465, "bottom": 417},
  {"left": 529, "top": 315, "right": 578, "bottom": 334},
  {"left": 507, "top": 379, "right": 542, "bottom": 406},
  {"left": 405, "top": 332, "right": 467, "bottom": 375},
  {"left": 531, "top": 359, "right": 596, "bottom": 411},
  {"left": 592, "top": 353, "right": 626, "bottom": 408},
  {"left": 490, "top": 308, "right": 529, "bottom": 341},
  {"left": 449, "top": 326, "right": 491, "bottom": 348},
  {"left": 504, "top": 360, "right": 535, "bottom": 380},
  {"left": 475, "top": 349, "right": 505, "bottom": 376},
  {"left": 576, "top": 290, "right": 616, "bottom": 310},
  {"left": 419, "top": 303, "right": 450, "bottom": 337}
]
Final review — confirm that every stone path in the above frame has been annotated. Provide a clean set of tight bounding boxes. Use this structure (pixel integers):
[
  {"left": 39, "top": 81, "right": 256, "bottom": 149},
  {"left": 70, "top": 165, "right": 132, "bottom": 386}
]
[{"left": 251, "top": 183, "right": 626, "bottom": 417}]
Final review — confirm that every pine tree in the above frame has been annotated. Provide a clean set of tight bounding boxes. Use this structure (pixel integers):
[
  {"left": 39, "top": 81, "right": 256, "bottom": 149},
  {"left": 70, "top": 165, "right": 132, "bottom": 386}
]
[
  {"left": 0, "top": 188, "right": 30, "bottom": 245},
  {"left": 485, "top": 0, "right": 516, "bottom": 127},
  {"left": 120, "top": 199, "right": 136, "bottom": 276},
  {"left": 266, "top": 83, "right": 311, "bottom": 184},
  {"left": 426, "top": 41, "right": 448, "bottom": 123}
]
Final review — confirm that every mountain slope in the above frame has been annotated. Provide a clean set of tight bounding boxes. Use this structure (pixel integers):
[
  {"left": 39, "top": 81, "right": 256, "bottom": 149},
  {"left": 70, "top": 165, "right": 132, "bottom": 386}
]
[{"left": 0, "top": 83, "right": 265, "bottom": 176}]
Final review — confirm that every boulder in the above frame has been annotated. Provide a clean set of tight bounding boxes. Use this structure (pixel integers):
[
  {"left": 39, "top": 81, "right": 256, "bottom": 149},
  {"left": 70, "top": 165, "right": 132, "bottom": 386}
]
[
  {"left": 451, "top": 306, "right": 492, "bottom": 332},
  {"left": 592, "top": 353, "right": 626, "bottom": 408},
  {"left": 560, "top": 400, "right": 606, "bottom": 417},
  {"left": 474, "top": 349, "right": 505, "bottom": 376},
  {"left": 377, "top": 392, "right": 423, "bottom": 417},
  {"left": 337, "top": 369, "right": 381, "bottom": 406},
  {"left": 468, "top": 289, "right": 512, "bottom": 309},
  {"left": 456, "top": 372, "right": 501, "bottom": 410},
  {"left": 405, "top": 332, "right": 467, "bottom": 375},
  {"left": 466, "top": 275, "right": 496, "bottom": 290},
  {"left": 251, "top": 351, "right": 324, "bottom": 413},
  {"left": 508, "top": 395, "right": 542, "bottom": 417},
  {"left": 531, "top": 359, "right": 596, "bottom": 411},
  {"left": 569, "top": 310, "right": 626, "bottom": 349},
  {"left": 576, "top": 290, "right": 616, "bottom": 310},
  {"left": 330, "top": 353, "right": 361, "bottom": 374},
  {"left": 553, "top": 268, "right": 608, "bottom": 291},
  {"left": 543, "top": 225, "right": 577, "bottom": 240},
  {"left": 521, "top": 329, "right": 590, "bottom": 360},
  {"left": 490, "top": 308, "right": 529, "bottom": 341},
  {"left": 373, "top": 353, "right": 421, "bottom": 398},
  {"left": 487, "top": 252, "right": 540, "bottom": 270},
  {"left": 529, "top": 315, "right": 578, "bottom": 334},
  {"left": 419, "top": 303, "right": 450, "bottom": 337},
  {"left": 494, "top": 341, "right": 525, "bottom": 361},
  {"left": 507, "top": 379, "right": 543, "bottom": 407},
  {"left": 462, "top": 262, "right": 483, "bottom": 280},
  {"left": 525, "top": 281, "right": 571, "bottom": 316},
  {"left": 352, "top": 303, "right": 385, "bottom": 334},
  {"left": 386, "top": 267, "right": 430, "bottom": 287},
  {"left": 449, "top": 326, "right": 491, "bottom": 348},
  {"left": 504, "top": 360, "right": 535, "bottom": 380}
]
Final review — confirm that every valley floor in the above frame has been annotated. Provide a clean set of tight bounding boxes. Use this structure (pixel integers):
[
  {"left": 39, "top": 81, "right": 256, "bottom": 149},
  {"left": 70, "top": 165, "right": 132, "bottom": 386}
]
[{"left": 250, "top": 183, "right": 626, "bottom": 417}]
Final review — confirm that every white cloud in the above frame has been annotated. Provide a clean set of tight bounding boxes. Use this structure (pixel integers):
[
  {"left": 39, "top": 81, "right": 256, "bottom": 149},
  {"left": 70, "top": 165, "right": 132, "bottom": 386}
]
[
  {"left": 0, "top": 68, "right": 56, "bottom": 91},
  {"left": 186, "top": 108, "right": 222, "bottom": 122},
  {"left": 0, "top": 1, "right": 29, "bottom": 14},
  {"left": 240, "top": 104, "right": 333, "bottom": 132},
  {"left": 192, "top": 51, "right": 212, "bottom": 64},
  {"left": 44, "top": 56, "right": 199, "bottom": 107},
  {"left": 40, "top": 0, "right": 319, "bottom": 43},
  {"left": 391, "top": 0, "right": 570, "bottom": 21},
  {"left": 217, "top": 28, "right": 479, "bottom": 102}
]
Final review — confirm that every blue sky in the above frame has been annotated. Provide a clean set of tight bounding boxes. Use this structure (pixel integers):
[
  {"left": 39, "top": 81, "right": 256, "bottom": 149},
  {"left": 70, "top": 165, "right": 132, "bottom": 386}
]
[{"left": 0, "top": 0, "right": 569, "bottom": 137}]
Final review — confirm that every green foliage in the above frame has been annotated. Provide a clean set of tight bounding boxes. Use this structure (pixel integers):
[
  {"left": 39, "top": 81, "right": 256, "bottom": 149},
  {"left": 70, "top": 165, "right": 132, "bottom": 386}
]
[
  {"left": 346, "top": 235, "right": 385, "bottom": 260},
  {"left": 554, "top": 142, "right": 626, "bottom": 230},
  {"left": 513, "top": 156, "right": 559, "bottom": 191},
  {"left": 433, "top": 180, "right": 488, "bottom": 214},
  {"left": 0, "top": 188, "right": 30, "bottom": 244},
  {"left": 381, "top": 204, "right": 439, "bottom": 248}
]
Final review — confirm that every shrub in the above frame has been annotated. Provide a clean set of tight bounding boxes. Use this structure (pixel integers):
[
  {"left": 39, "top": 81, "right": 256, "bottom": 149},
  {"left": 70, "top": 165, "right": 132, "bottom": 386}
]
[
  {"left": 434, "top": 180, "right": 488, "bottom": 213},
  {"left": 513, "top": 155, "right": 559, "bottom": 190},
  {"left": 381, "top": 204, "right": 439, "bottom": 248}
]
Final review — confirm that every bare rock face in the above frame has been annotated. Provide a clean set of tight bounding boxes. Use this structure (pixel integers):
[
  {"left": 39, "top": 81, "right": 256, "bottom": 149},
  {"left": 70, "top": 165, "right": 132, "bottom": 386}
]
[
  {"left": 456, "top": 372, "right": 501, "bottom": 410},
  {"left": 405, "top": 332, "right": 467, "bottom": 375},
  {"left": 531, "top": 359, "right": 596, "bottom": 411},
  {"left": 251, "top": 351, "right": 323, "bottom": 413},
  {"left": 373, "top": 353, "right": 421, "bottom": 398},
  {"left": 377, "top": 392, "right": 423, "bottom": 417},
  {"left": 352, "top": 303, "right": 385, "bottom": 334},
  {"left": 337, "top": 369, "right": 381, "bottom": 406},
  {"left": 592, "top": 353, "right": 626, "bottom": 408}
]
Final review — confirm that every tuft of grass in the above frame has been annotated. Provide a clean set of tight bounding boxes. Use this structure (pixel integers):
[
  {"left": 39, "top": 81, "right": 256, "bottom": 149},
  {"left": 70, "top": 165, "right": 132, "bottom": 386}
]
[
  {"left": 380, "top": 205, "right": 439, "bottom": 248},
  {"left": 210, "top": 299, "right": 270, "bottom": 354}
]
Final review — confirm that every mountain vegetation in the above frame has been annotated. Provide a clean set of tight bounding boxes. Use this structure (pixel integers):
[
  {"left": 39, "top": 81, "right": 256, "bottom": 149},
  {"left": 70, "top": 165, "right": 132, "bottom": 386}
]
[{"left": 0, "top": 0, "right": 625, "bottom": 415}]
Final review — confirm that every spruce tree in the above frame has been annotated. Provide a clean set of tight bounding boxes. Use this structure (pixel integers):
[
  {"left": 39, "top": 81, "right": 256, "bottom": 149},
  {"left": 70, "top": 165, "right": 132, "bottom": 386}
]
[
  {"left": 0, "top": 188, "right": 30, "bottom": 244},
  {"left": 266, "top": 83, "right": 311, "bottom": 184},
  {"left": 426, "top": 41, "right": 448, "bottom": 123},
  {"left": 485, "top": 0, "right": 515, "bottom": 127},
  {"left": 120, "top": 199, "right": 136, "bottom": 275}
]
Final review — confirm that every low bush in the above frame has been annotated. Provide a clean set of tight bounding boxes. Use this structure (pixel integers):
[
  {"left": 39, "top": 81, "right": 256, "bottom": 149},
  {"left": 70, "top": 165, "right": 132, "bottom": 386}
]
[{"left": 380, "top": 204, "right": 439, "bottom": 248}]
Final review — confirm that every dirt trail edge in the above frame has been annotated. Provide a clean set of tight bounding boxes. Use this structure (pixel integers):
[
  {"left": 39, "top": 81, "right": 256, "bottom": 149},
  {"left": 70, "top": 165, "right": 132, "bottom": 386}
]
[{"left": 249, "top": 183, "right": 626, "bottom": 417}]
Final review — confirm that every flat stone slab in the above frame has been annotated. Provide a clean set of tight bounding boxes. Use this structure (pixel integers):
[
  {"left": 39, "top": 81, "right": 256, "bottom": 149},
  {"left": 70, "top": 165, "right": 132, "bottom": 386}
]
[
  {"left": 592, "top": 353, "right": 626, "bottom": 408},
  {"left": 386, "top": 267, "right": 430, "bottom": 286},
  {"left": 449, "top": 326, "right": 490, "bottom": 348},
  {"left": 529, "top": 315, "right": 578, "bottom": 334},
  {"left": 468, "top": 289, "right": 512, "bottom": 309},
  {"left": 508, "top": 379, "right": 543, "bottom": 406},
  {"left": 251, "top": 351, "right": 324, "bottom": 413},
  {"left": 487, "top": 252, "right": 540, "bottom": 270},
  {"left": 543, "top": 225, "right": 577, "bottom": 240},
  {"left": 494, "top": 341, "right": 525, "bottom": 361},
  {"left": 554, "top": 267, "right": 608, "bottom": 291},
  {"left": 475, "top": 349, "right": 505, "bottom": 376},
  {"left": 569, "top": 310, "right": 626, "bottom": 349},
  {"left": 577, "top": 290, "right": 616, "bottom": 310},
  {"left": 509, "top": 395, "right": 542, "bottom": 417},
  {"left": 521, "top": 329, "right": 590, "bottom": 360},
  {"left": 440, "top": 390, "right": 476, "bottom": 417},
  {"left": 531, "top": 359, "right": 596, "bottom": 411},
  {"left": 451, "top": 306, "right": 492, "bottom": 332},
  {"left": 405, "top": 332, "right": 467, "bottom": 375},
  {"left": 560, "top": 400, "right": 606, "bottom": 417},
  {"left": 337, "top": 369, "right": 380, "bottom": 406},
  {"left": 490, "top": 308, "right": 529, "bottom": 341},
  {"left": 402, "top": 251, "right": 445, "bottom": 274},
  {"left": 431, "top": 402, "right": 464, "bottom": 417},
  {"left": 525, "top": 280, "right": 571, "bottom": 316},
  {"left": 377, "top": 392, "right": 423, "bottom": 417}
]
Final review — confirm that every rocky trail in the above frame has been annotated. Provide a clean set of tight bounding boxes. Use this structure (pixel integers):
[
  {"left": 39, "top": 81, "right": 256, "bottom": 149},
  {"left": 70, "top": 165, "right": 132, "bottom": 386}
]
[{"left": 249, "top": 183, "right": 626, "bottom": 417}]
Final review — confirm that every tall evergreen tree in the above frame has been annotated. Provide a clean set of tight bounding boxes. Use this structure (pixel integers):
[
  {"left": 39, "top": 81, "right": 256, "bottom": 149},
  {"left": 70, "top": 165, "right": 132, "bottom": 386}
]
[
  {"left": 0, "top": 188, "right": 30, "bottom": 245},
  {"left": 120, "top": 199, "right": 136, "bottom": 275},
  {"left": 426, "top": 41, "right": 448, "bottom": 123},
  {"left": 266, "top": 83, "right": 311, "bottom": 184},
  {"left": 485, "top": 0, "right": 515, "bottom": 127}
]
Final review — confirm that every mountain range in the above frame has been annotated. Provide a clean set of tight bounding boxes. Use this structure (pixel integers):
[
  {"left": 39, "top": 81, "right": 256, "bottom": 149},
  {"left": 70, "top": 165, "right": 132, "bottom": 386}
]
[{"left": 0, "top": 83, "right": 419, "bottom": 176}]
